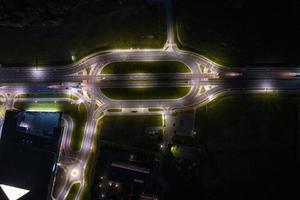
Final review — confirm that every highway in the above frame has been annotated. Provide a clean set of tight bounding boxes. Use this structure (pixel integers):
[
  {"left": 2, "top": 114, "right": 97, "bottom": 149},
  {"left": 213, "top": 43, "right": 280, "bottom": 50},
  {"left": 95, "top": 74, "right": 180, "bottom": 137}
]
[{"left": 0, "top": 0, "right": 299, "bottom": 199}]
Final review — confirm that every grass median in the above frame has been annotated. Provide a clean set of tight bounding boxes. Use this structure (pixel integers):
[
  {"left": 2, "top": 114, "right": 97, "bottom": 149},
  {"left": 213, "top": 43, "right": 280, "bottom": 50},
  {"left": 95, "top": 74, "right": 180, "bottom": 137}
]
[
  {"left": 101, "top": 61, "right": 191, "bottom": 74},
  {"left": 15, "top": 93, "right": 78, "bottom": 100},
  {"left": 0, "top": 95, "right": 4, "bottom": 106},
  {"left": 107, "top": 108, "right": 122, "bottom": 112},
  {"left": 13, "top": 101, "right": 87, "bottom": 152},
  {"left": 100, "top": 87, "right": 191, "bottom": 100},
  {"left": 149, "top": 108, "right": 164, "bottom": 112}
]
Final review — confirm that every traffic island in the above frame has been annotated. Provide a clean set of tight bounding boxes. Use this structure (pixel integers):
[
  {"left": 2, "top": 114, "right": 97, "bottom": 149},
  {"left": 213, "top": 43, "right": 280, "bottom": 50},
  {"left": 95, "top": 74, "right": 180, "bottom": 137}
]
[
  {"left": 101, "top": 61, "right": 191, "bottom": 74},
  {"left": 64, "top": 183, "right": 80, "bottom": 200},
  {"left": 100, "top": 87, "right": 191, "bottom": 100}
]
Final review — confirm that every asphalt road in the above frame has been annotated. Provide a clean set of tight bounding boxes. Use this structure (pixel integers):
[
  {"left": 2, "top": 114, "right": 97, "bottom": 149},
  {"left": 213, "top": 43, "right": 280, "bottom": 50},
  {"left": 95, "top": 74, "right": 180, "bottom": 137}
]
[
  {"left": 0, "top": 46, "right": 299, "bottom": 200},
  {"left": 0, "top": 0, "right": 299, "bottom": 199}
]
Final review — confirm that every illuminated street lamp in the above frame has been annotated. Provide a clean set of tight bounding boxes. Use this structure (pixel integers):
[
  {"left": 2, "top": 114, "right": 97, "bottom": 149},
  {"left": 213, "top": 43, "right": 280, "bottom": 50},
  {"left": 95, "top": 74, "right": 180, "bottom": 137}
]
[
  {"left": 71, "top": 168, "right": 79, "bottom": 178},
  {"left": 208, "top": 95, "right": 214, "bottom": 101},
  {"left": 33, "top": 69, "right": 41, "bottom": 78},
  {"left": 71, "top": 55, "right": 76, "bottom": 62}
]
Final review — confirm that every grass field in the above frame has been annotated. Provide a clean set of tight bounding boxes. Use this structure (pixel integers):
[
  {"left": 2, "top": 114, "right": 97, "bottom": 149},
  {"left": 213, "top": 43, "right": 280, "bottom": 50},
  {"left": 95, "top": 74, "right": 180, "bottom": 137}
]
[
  {"left": 13, "top": 101, "right": 87, "bottom": 151},
  {"left": 15, "top": 93, "right": 78, "bottom": 100},
  {"left": 175, "top": 0, "right": 300, "bottom": 67},
  {"left": 101, "top": 61, "right": 191, "bottom": 74},
  {"left": 100, "top": 87, "right": 191, "bottom": 100},
  {"left": 194, "top": 94, "right": 299, "bottom": 199},
  {"left": 0, "top": 0, "right": 166, "bottom": 66},
  {"left": 100, "top": 115, "right": 162, "bottom": 152}
]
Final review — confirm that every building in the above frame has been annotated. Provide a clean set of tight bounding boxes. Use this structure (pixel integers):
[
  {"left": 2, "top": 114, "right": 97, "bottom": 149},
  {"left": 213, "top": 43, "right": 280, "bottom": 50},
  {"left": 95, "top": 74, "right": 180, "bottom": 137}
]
[
  {"left": 0, "top": 110, "right": 63, "bottom": 200},
  {"left": 99, "top": 161, "right": 159, "bottom": 200}
]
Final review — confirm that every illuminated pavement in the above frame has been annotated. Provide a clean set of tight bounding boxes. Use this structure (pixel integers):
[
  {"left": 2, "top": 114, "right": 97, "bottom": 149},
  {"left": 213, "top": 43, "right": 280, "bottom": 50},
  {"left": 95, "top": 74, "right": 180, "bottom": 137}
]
[{"left": 0, "top": 0, "right": 299, "bottom": 199}]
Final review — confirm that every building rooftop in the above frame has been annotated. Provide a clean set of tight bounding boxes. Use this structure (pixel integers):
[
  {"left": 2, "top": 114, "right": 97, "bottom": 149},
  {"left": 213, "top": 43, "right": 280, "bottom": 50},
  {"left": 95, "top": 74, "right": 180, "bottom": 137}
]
[
  {"left": 0, "top": 110, "right": 62, "bottom": 200},
  {"left": 103, "top": 161, "right": 159, "bottom": 200}
]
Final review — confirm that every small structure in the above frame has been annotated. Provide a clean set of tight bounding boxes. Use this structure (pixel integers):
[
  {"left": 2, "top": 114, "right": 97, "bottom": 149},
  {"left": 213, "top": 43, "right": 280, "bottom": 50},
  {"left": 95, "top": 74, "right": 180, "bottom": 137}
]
[{"left": 99, "top": 161, "right": 159, "bottom": 200}]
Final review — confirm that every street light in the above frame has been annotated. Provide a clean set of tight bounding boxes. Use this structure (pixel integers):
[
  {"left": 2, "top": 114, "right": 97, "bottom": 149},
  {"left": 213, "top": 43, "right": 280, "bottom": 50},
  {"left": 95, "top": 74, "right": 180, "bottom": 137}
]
[
  {"left": 71, "top": 55, "right": 76, "bottom": 62},
  {"left": 32, "top": 68, "right": 44, "bottom": 79},
  {"left": 208, "top": 95, "right": 214, "bottom": 101},
  {"left": 71, "top": 168, "right": 79, "bottom": 178}
]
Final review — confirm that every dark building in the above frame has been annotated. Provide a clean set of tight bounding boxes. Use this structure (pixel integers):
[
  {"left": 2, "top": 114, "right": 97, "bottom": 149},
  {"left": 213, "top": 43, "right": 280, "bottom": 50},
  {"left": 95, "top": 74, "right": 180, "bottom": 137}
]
[
  {"left": 0, "top": 110, "right": 63, "bottom": 200},
  {"left": 98, "top": 161, "right": 159, "bottom": 200}
]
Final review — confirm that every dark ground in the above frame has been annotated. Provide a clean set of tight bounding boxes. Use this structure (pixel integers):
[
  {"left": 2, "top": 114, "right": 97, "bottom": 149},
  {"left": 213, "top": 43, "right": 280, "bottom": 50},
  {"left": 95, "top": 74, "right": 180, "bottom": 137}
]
[
  {"left": 2, "top": 0, "right": 299, "bottom": 67},
  {"left": 190, "top": 94, "right": 300, "bottom": 200},
  {"left": 100, "top": 87, "right": 191, "bottom": 100},
  {"left": 0, "top": 0, "right": 166, "bottom": 66},
  {"left": 100, "top": 115, "right": 162, "bottom": 152},
  {"left": 91, "top": 144, "right": 161, "bottom": 200},
  {"left": 0, "top": 110, "right": 62, "bottom": 200},
  {"left": 175, "top": 0, "right": 300, "bottom": 67},
  {"left": 101, "top": 61, "right": 191, "bottom": 74},
  {"left": 89, "top": 115, "right": 162, "bottom": 200}
]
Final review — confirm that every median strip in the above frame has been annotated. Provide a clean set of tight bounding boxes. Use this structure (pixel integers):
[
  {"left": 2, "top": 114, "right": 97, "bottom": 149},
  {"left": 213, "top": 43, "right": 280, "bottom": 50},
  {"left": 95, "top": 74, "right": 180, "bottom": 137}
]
[
  {"left": 100, "top": 87, "right": 191, "bottom": 100},
  {"left": 101, "top": 61, "right": 191, "bottom": 74}
]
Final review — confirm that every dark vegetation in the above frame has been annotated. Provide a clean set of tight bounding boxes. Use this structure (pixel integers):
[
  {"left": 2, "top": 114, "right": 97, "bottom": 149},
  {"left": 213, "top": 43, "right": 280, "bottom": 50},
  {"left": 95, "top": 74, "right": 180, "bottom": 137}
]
[
  {"left": 100, "top": 87, "right": 191, "bottom": 100},
  {"left": 0, "top": 0, "right": 166, "bottom": 66},
  {"left": 101, "top": 61, "right": 191, "bottom": 74},
  {"left": 100, "top": 115, "right": 163, "bottom": 152},
  {"left": 192, "top": 94, "right": 300, "bottom": 199},
  {"left": 175, "top": 0, "right": 300, "bottom": 67}
]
